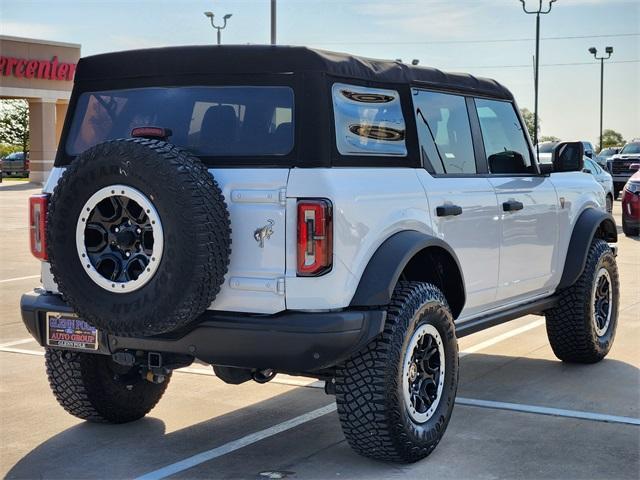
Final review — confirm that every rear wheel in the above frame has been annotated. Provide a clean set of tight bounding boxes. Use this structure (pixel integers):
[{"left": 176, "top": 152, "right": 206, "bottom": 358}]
[
  {"left": 335, "top": 282, "right": 458, "bottom": 463},
  {"left": 545, "top": 239, "right": 619, "bottom": 363},
  {"left": 45, "top": 348, "right": 170, "bottom": 423}
]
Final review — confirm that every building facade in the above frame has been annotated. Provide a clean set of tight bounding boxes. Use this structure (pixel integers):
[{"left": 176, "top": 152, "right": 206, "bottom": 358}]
[{"left": 1, "top": 35, "right": 81, "bottom": 183}]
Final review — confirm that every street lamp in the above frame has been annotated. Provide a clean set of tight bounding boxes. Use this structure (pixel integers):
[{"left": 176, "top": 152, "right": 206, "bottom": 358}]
[
  {"left": 589, "top": 46, "right": 614, "bottom": 151},
  {"left": 519, "top": 0, "right": 557, "bottom": 149},
  {"left": 204, "top": 11, "right": 232, "bottom": 45}
]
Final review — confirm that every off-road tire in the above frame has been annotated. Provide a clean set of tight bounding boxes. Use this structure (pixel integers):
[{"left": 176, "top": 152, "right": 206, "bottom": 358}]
[
  {"left": 45, "top": 348, "right": 170, "bottom": 423},
  {"left": 335, "top": 281, "right": 458, "bottom": 463},
  {"left": 545, "top": 238, "right": 619, "bottom": 363},
  {"left": 47, "top": 138, "right": 231, "bottom": 336}
]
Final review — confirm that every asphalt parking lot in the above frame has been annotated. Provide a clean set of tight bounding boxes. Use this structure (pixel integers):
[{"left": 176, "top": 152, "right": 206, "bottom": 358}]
[{"left": 1, "top": 180, "right": 638, "bottom": 480}]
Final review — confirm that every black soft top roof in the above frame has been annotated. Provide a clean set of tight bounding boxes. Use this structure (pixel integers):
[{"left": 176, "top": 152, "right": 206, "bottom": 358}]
[{"left": 76, "top": 45, "right": 514, "bottom": 100}]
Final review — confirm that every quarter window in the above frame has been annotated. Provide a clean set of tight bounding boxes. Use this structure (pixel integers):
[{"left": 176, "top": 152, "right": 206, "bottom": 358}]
[
  {"left": 332, "top": 83, "right": 406, "bottom": 157},
  {"left": 475, "top": 98, "right": 533, "bottom": 174},
  {"left": 412, "top": 89, "right": 476, "bottom": 174}
]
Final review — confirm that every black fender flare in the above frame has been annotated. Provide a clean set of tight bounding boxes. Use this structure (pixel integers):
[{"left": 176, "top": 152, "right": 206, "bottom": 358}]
[
  {"left": 349, "top": 230, "right": 466, "bottom": 315},
  {"left": 557, "top": 208, "right": 617, "bottom": 290}
]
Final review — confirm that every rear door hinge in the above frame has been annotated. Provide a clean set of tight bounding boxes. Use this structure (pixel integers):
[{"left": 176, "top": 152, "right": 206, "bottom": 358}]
[{"left": 276, "top": 277, "right": 286, "bottom": 296}]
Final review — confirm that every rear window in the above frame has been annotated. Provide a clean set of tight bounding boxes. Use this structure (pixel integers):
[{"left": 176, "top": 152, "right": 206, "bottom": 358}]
[{"left": 66, "top": 86, "right": 294, "bottom": 157}]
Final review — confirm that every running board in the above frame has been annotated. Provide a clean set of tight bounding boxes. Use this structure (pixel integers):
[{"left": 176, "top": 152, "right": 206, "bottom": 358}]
[{"left": 455, "top": 296, "right": 558, "bottom": 338}]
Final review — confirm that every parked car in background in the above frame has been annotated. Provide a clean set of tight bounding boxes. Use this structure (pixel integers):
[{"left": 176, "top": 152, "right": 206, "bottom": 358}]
[
  {"left": 0, "top": 151, "right": 29, "bottom": 178},
  {"left": 584, "top": 157, "right": 614, "bottom": 212},
  {"left": 596, "top": 147, "right": 621, "bottom": 168},
  {"left": 608, "top": 141, "right": 640, "bottom": 198},
  {"left": 621, "top": 164, "right": 640, "bottom": 236},
  {"left": 535, "top": 141, "right": 559, "bottom": 164}
]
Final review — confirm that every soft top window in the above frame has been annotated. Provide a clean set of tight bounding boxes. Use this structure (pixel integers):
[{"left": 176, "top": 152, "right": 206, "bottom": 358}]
[
  {"left": 66, "top": 86, "right": 294, "bottom": 158},
  {"left": 332, "top": 83, "right": 407, "bottom": 157}
]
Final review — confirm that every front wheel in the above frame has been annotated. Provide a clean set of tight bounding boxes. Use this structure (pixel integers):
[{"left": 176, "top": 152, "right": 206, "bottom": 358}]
[
  {"left": 545, "top": 239, "right": 619, "bottom": 363},
  {"left": 335, "top": 282, "right": 458, "bottom": 463},
  {"left": 45, "top": 349, "right": 171, "bottom": 423}
]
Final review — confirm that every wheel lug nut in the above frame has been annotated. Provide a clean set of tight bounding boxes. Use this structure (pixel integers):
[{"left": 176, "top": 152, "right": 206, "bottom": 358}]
[
  {"left": 136, "top": 228, "right": 141, "bottom": 234},
  {"left": 125, "top": 251, "right": 131, "bottom": 258},
  {"left": 114, "top": 227, "right": 120, "bottom": 233}
]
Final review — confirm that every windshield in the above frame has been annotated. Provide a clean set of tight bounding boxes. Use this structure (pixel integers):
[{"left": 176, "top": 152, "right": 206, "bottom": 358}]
[
  {"left": 66, "top": 86, "right": 294, "bottom": 157},
  {"left": 5, "top": 152, "right": 24, "bottom": 160},
  {"left": 536, "top": 142, "right": 557, "bottom": 153},
  {"left": 621, "top": 143, "right": 640, "bottom": 155}
]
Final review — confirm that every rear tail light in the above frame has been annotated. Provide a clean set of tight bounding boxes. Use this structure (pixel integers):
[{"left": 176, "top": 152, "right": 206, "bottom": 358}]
[
  {"left": 297, "top": 199, "right": 333, "bottom": 276},
  {"left": 29, "top": 194, "right": 49, "bottom": 260}
]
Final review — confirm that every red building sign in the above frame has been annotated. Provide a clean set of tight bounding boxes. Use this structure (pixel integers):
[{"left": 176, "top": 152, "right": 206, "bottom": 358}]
[{"left": 0, "top": 55, "right": 76, "bottom": 81}]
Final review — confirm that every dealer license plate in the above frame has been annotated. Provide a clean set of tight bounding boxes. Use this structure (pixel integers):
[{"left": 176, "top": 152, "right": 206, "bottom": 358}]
[{"left": 46, "top": 313, "right": 98, "bottom": 350}]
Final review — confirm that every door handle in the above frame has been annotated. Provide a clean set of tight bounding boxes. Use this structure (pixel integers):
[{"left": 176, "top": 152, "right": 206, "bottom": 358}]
[
  {"left": 502, "top": 200, "right": 524, "bottom": 212},
  {"left": 436, "top": 204, "right": 463, "bottom": 217}
]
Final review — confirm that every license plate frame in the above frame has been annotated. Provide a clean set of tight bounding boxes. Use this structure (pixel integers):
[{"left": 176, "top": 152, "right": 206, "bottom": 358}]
[{"left": 46, "top": 312, "right": 99, "bottom": 351}]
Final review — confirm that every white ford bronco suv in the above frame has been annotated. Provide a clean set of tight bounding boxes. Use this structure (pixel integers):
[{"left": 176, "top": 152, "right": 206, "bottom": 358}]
[{"left": 21, "top": 46, "right": 619, "bottom": 463}]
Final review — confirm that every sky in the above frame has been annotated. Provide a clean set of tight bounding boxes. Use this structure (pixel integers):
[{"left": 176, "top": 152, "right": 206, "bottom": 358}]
[{"left": 1, "top": 0, "right": 638, "bottom": 144}]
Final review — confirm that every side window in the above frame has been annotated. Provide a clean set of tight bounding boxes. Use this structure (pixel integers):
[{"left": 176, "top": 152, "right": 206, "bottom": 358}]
[
  {"left": 475, "top": 98, "right": 533, "bottom": 174},
  {"left": 332, "top": 83, "right": 406, "bottom": 157},
  {"left": 411, "top": 89, "right": 476, "bottom": 174}
]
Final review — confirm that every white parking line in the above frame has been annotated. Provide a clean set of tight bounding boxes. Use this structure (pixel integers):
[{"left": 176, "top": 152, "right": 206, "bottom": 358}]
[
  {"left": 0, "top": 338, "right": 36, "bottom": 348},
  {"left": 459, "top": 319, "right": 545, "bottom": 357},
  {"left": 0, "top": 274, "right": 40, "bottom": 284},
  {"left": 456, "top": 397, "right": 640, "bottom": 426},
  {"left": 135, "top": 404, "right": 337, "bottom": 480},
  {"left": 0, "top": 347, "right": 43, "bottom": 356}
]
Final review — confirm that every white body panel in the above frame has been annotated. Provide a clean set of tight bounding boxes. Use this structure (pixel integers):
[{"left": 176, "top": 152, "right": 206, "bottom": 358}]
[
  {"left": 285, "top": 168, "right": 431, "bottom": 310},
  {"left": 40, "top": 166, "right": 607, "bottom": 320},
  {"left": 489, "top": 175, "right": 559, "bottom": 301},
  {"left": 415, "top": 171, "right": 500, "bottom": 318}
]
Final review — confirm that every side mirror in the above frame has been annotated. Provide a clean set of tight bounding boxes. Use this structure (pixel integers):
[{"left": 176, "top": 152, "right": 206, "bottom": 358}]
[
  {"left": 552, "top": 141, "right": 584, "bottom": 172},
  {"left": 629, "top": 163, "right": 640, "bottom": 172},
  {"left": 582, "top": 168, "right": 592, "bottom": 174}
]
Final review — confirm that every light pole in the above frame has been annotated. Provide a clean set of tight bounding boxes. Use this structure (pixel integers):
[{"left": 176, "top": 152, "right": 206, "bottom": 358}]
[
  {"left": 271, "top": 0, "right": 276, "bottom": 45},
  {"left": 204, "top": 11, "right": 232, "bottom": 45},
  {"left": 519, "top": 0, "right": 556, "bottom": 149},
  {"left": 589, "top": 46, "right": 613, "bottom": 151}
]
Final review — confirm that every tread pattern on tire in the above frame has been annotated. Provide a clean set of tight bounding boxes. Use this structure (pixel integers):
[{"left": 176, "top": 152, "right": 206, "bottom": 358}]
[
  {"left": 47, "top": 138, "right": 231, "bottom": 336},
  {"left": 335, "top": 281, "right": 457, "bottom": 463},
  {"left": 45, "top": 348, "right": 170, "bottom": 423},
  {"left": 545, "top": 238, "right": 619, "bottom": 363}
]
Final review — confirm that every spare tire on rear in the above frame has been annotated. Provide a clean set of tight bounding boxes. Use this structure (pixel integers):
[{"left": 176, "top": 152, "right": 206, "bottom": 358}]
[{"left": 47, "top": 138, "right": 231, "bottom": 336}]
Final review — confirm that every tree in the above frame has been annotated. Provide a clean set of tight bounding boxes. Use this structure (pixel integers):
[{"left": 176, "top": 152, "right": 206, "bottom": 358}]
[
  {"left": 520, "top": 108, "right": 539, "bottom": 142},
  {"left": 599, "top": 129, "right": 625, "bottom": 151},
  {"left": 0, "top": 99, "right": 29, "bottom": 155},
  {"left": 539, "top": 135, "right": 560, "bottom": 142}
]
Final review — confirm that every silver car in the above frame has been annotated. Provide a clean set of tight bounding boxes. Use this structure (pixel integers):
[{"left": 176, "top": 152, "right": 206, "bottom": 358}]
[{"left": 584, "top": 156, "right": 614, "bottom": 212}]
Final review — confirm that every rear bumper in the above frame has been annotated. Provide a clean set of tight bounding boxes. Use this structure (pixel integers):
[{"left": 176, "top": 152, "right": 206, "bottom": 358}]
[{"left": 20, "top": 291, "right": 385, "bottom": 373}]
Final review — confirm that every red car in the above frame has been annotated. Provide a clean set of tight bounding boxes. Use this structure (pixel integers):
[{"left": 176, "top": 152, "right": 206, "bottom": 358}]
[{"left": 622, "top": 164, "right": 640, "bottom": 236}]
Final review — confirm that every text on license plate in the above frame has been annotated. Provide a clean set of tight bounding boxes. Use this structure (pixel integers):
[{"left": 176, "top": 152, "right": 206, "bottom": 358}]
[{"left": 46, "top": 313, "right": 98, "bottom": 350}]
